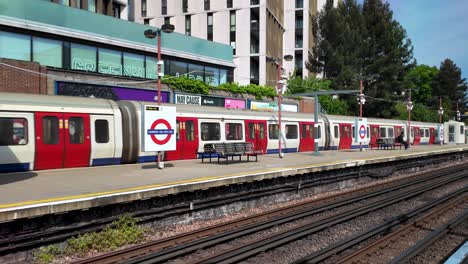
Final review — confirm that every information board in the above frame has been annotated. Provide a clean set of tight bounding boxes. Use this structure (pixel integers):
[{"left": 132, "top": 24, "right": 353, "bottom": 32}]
[{"left": 142, "top": 105, "right": 176, "bottom": 152}]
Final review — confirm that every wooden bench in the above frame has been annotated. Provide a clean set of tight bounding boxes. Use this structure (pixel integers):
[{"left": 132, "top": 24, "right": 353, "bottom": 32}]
[
  {"left": 371, "top": 138, "right": 402, "bottom": 150},
  {"left": 235, "top": 142, "right": 261, "bottom": 162},
  {"left": 215, "top": 143, "right": 243, "bottom": 164},
  {"left": 196, "top": 143, "right": 217, "bottom": 163}
]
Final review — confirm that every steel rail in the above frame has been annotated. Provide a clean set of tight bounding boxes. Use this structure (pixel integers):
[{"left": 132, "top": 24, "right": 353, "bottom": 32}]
[{"left": 75, "top": 165, "right": 468, "bottom": 264}]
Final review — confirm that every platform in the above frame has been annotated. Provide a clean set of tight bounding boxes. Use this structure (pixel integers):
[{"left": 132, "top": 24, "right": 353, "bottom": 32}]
[{"left": 0, "top": 145, "right": 467, "bottom": 222}]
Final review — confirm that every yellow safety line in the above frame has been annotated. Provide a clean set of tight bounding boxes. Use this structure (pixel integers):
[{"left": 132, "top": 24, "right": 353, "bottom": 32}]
[{"left": 0, "top": 149, "right": 450, "bottom": 210}]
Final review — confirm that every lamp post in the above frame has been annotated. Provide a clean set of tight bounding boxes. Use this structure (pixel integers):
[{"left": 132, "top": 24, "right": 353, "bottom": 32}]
[
  {"left": 144, "top": 23, "right": 174, "bottom": 169},
  {"left": 456, "top": 100, "right": 461, "bottom": 121},
  {"left": 403, "top": 89, "right": 413, "bottom": 144},
  {"left": 357, "top": 79, "right": 366, "bottom": 151},
  {"left": 438, "top": 97, "right": 444, "bottom": 145},
  {"left": 269, "top": 55, "right": 292, "bottom": 158}
]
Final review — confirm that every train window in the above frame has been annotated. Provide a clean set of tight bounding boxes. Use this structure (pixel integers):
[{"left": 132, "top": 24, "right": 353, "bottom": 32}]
[
  {"left": 367, "top": 127, "right": 369, "bottom": 138},
  {"left": 42, "top": 117, "right": 59, "bottom": 145},
  {"left": 69, "top": 117, "right": 84, "bottom": 144},
  {"left": 225, "top": 123, "right": 243, "bottom": 140},
  {"left": 259, "top": 123, "right": 265, "bottom": 139},
  {"left": 301, "top": 124, "right": 307, "bottom": 139},
  {"left": 380, "top": 127, "right": 387, "bottom": 138},
  {"left": 425, "top": 129, "right": 429, "bottom": 138},
  {"left": 95, "top": 119, "right": 109, "bottom": 143},
  {"left": 461, "top": 126, "right": 464, "bottom": 135},
  {"left": 201, "top": 122, "right": 220, "bottom": 141},
  {"left": 352, "top": 126, "right": 355, "bottom": 138},
  {"left": 286, "top": 125, "right": 298, "bottom": 139},
  {"left": 269, "top": 124, "right": 279, "bottom": 139},
  {"left": 0, "top": 118, "right": 28, "bottom": 146},
  {"left": 175, "top": 121, "right": 180, "bottom": 141},
  {"left": 411, "top": 128, "right": 414, "bottom": 137},
  {"left": 334, "top": 126, "right": 338, "bottom": 138},
  {"left": 248, "top": 123, "right": 255, "bottom": 140},
  {"left": 317, "top": 125, "right": 322, "bottom": 139},
  {"left": 186, "top": 120, "right": 195, "bottom": 141},
  {"left": 388, "top": 128, "right": 394, "bottom": 138},
  {"left": 308, "top": 124, "right": 314, "bottom": 139}
]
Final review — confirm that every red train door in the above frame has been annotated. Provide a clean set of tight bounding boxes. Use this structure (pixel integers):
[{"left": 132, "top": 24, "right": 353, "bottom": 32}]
[
  {"left": 245, "top": 120, "right": 267, "bottom": 153},
  {"left": 34, "top": 112, "right": 91, "bottom": 170},
  {"left": 339, "top": 123, "right": 352, "bottom": 149},
  {"left": 370, "top": 125, "right": 380, "bottom": 146},
  {"left": 166, "top": 117, "right": 198, "bottom": 160},
  {"left": 413, "top": 127, "right": 421, "bottom": 145},
  {"left": 35, "top": 112, "right": 64, "bottom": 170},
  {"left": 429, "top": 127, "right": 435, "bottom": 144},
  {"left": 299, "top": 122, "right": 314, "bottom": 152},
  {"left": 64, "top": 113, "right": 91, "bottom": 168}
]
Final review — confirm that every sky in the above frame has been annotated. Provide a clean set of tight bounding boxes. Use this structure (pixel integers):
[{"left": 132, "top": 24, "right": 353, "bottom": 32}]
[{"left": 358, "top": 0, "right": 468, "bottom": 80}]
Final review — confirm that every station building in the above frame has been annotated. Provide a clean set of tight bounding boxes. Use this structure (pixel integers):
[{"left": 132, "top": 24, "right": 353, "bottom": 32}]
[{"left": 0, "top": 0, "right": 235, "bottom": 103}]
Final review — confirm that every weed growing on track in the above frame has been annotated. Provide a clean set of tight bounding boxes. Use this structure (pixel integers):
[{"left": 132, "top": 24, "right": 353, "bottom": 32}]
[{"left": 34, "top": 215, "right": 145, "bottom": 263}]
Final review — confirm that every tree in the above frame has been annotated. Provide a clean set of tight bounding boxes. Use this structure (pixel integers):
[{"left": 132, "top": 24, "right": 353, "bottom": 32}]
[
  {"left": 308, "top": 0, "right": 416, "bottom": 118},
  {"left": 403, "top": 65, "right": 439, "bottom": 105},
  {"left": 286, "top": 76, "right": 349, "bottom": 115},
  {"left": 432, "top": 59, "right": 468, "bottom": 115}
]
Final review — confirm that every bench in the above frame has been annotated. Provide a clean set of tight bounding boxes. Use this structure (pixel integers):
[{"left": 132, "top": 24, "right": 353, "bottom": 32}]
[
  {"left": 196, "top": 143, "right": 217, "bottom": 163},
  {"left": 198, "top": 142, "right": 261, "bottom": 164},
  {"left": 371, "top": 138, "right": 402, "bottom": 150}
]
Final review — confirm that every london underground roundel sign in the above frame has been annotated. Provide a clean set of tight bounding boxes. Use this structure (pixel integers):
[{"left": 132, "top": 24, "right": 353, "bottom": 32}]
[
  {"left": 143, "top": 105, "right": 176, "bottom": 152},
  {"left": 355, "top": 117, "right": 367, "bottom": 143},
  {"left": 359, "top": 125, "right": 366, "bottom": 139}
]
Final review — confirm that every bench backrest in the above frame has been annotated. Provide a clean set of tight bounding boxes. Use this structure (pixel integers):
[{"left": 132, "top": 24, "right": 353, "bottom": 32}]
[
  {"left": 245, "top": 142, "right": 255, "bottom": 152},
  {"left": 213, "top": 143, "right": 226, "bottom": 154},
  {"left": 224, "top": 143, "right": 237, "bottom": 154},
  {"left": 203, "top": 143, "right": 215, "bottom": 153},
  {"left": 234, "top": 143, "right": 246, "bottom": 153}
]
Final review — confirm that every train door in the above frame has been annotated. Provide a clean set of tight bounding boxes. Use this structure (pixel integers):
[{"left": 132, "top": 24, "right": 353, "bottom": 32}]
[
  {"left": 245, "top": 120, "right": 267, "bottom": 153},
  {"left": 299, "top": 122, "right": 314, "bottom": 152},
  {"left": 370, "top": 125, "right": 380, "bottom": 146},
  {"left": 35, "top": 112, "right": 90, "bottom": 170},
  {"left": 413, "top": 127, "right": 421, "bottom": 145},
  {"left": 339, "top": 123, "right": 352, "bottom": 149},
  {"left": 166, "top": 117, "right": 198, "bottom": 160},
  {"left": 429, "top": 128, "right": 435, "bottom": 144}
]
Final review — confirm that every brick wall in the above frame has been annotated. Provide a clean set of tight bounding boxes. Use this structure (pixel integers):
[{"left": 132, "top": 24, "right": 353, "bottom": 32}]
[
  {"left": 0, "top": 59, "right": 48, "bottom": 94},
  {"left": 299, "top": 97, "right": 316, "bottom": 113}
]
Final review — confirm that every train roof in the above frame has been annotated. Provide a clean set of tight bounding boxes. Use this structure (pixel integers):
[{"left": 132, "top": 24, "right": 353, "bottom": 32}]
[{"left": 0, "top": 92, "right": 117, "bottom": 114}]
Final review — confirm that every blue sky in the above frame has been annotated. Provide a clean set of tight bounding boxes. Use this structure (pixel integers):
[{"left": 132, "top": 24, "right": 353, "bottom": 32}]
[{"left": 358, "top": 0, "right": 468, "bottom": 80}]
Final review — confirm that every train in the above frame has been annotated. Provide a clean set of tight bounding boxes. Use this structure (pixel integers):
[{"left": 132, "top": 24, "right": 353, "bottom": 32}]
[{"left": 0, "top": 92, "right": 465, "bottom": 173}]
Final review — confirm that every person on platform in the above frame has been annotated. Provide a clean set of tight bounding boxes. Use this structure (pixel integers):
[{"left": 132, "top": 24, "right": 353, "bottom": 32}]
[{"left": 396, "top": 131, "right": 409, "bottom": 149}]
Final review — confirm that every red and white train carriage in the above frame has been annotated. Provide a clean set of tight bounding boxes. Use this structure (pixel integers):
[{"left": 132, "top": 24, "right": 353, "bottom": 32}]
[{"left": 0, "top": 92, "right": 456, "bottom": 173}]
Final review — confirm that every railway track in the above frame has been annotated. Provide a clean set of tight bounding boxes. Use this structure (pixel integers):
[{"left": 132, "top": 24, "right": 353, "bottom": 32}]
[{"left": 73, "top": 163, "right": 468, "bottom": 264}]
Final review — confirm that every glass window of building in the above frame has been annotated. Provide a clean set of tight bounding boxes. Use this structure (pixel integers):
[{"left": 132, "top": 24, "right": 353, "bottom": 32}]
[
  {"left": 60, "top": 0, "right": 70, "bottom": 6},
  {"left": 33, "top": 37, "right": 62, "bottom": 68},
  {"left": 286, "top": 125, "right": 298, "bottom": 139},
  {"left": 88, "top": 0, "right": 96, "bottom": 12},
  {"left": 251, "top": 0, "right": 259, "bottom": 5},
  {"left": 141, "top": 0, "right": 147, "bottom": 16},
  {"left": 95, "top": 120, "right": 109, "bottom": 143},
  {"left": 220, "top": 69, "right": 228, "bottom": 84},
  {"left": 164, "top": 17, "right": 170, "bottom": 25},
  {"left": 123, "top": 53, "right": 144, "bottom": 78},
  {"left": 188, "top": 63, "right": 204, "bottom": 82},
  {"left": 269, "top": 124, "right": 279, "bottom": 139},
  {"left": 0, "top": 118, "right": 28, "bottom": 146},
  {"left": 98, "top": 48, "right": 122, "bottom": 75},
  {"left": 145, "top": 56, "right": 157, "bottom": 79},
  {"left": 144, "top": 19, "right": 150, "bottom": 25},
  {"left": 183, "top": 0, "right": 188, "bottom": 13},
  {"left": 201, "top": 122, "right": 220, "bottom": 141},
  {"left": 227, "top": 0, "right": 233, "bottom": 8},
  {"left": 71, "top": 43, "right": 97, "bottom": 72},
  {"left": 230, "top": 10, "right": 236, "bottom": 54},
  {"left": 113, "top": 2, "right": 121, "bottom": 18},
  {"left": 204, "top": 0, "right": 210, "bottom": 11},
  {"left": 207, "top": 13, "right": 213, "bottom": 41},
  {"left": 0, "top": 31, "right": 31, "bottom": 61},
  {"left": 225, "top": 123, "right": 243, "bottom": 140},
  {"left": 185, "top": 15, "right": 191, "bottom": 36},
  {"left": 296, "top": 0, "right": 303, "bottom": 8},
  {"left": 168, "top": 60, "right": 188, "bottom": 77},
  {"left": 161, "top": 0, "right": 167, "bottom": 15},
  {"left": 205, "top": 66, "right": 219, "bottom": 86}
]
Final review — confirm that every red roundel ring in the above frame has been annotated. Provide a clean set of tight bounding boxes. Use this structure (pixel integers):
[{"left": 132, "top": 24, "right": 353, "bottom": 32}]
[
  {"left": 150, "top": 119, "right": 172, "bottom": 145},
  {"left": 359, "top": 125, "right": 366, "bottom": 139}
]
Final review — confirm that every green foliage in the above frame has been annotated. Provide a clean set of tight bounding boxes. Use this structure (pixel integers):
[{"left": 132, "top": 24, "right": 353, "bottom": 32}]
[
  {"left": 66, "top": 215, "right": 144, "bottom": 256},
  {"left": 35, "top": 245, "right": 60, "bottom": 264},
  {"left": 286, "top": 76, "right": 350, "bottom": 115},
  {"left": 394, "top": 103, "right": 439, "bottom": 123},
  {"left": 432, "top": 59, "right": 468, "bottom": 114},
  {"left": 403, "top": 65, "right": 438, "bottom": 105},
  {"left": 218, "top": 82, "right": 277, "bottom": 100},
  {"left": 163, "top": 76, "right": 210, "bottom": 95}
]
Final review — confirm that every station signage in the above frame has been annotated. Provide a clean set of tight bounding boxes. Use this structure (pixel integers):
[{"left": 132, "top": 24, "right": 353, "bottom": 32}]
[
  {"left": 175, "top": 94, "right": 201, "bottom": 105},
  {"left": 439, "top": 125, "right": 444, "bottom": 143},
  {"left": 142, "top": 105, "right": 176, "bottom": 152},
  {"left": 201, "top": 96, "right": 225, "bottom": 107},
  {"left": 249, "top": 101, "right": 298, "bottom": 112},
  {"left": 225, "top": 99, "right": 246, "bottom": 109},
  {"left": 354, "top": 117, "right": 367, "bottom": 143}
]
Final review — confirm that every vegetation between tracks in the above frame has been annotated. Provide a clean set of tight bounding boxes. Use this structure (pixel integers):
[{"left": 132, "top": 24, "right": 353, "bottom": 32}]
[{"left": 34, "top": 215, "right": 144, "bottom": 264}]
